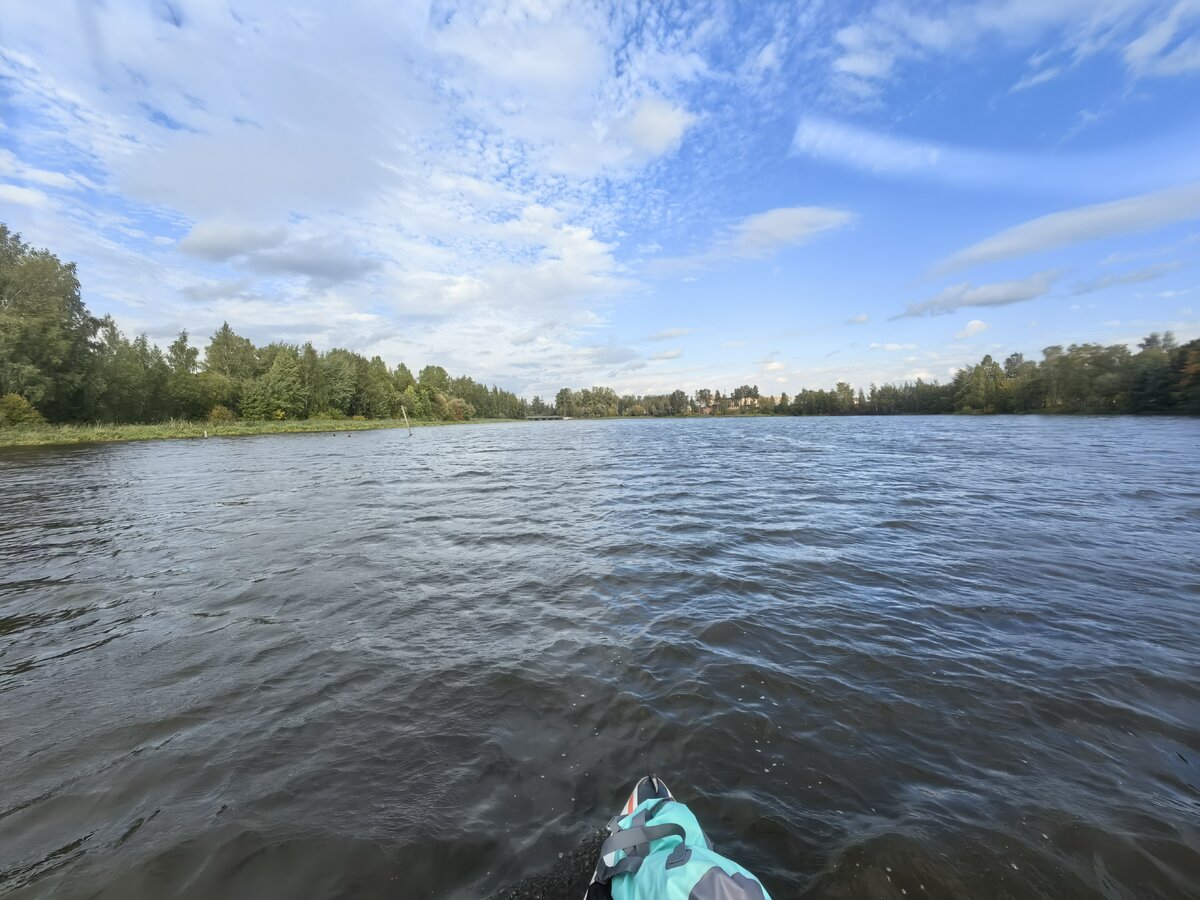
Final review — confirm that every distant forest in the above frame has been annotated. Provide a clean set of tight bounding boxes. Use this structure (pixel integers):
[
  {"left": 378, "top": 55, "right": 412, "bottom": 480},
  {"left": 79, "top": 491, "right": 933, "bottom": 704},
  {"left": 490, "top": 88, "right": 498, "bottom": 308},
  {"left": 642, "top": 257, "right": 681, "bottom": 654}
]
[
  {"left": 1, "top": 224, "right": 1197, "bottom": 427},
  {"left": 544, "top": 330, "right": 1199, "bottom": 418}
]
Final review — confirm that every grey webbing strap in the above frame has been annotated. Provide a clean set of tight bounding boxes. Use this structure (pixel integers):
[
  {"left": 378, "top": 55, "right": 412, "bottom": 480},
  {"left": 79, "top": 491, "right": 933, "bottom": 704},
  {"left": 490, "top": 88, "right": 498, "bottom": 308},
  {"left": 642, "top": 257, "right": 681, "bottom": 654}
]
[
  {"left": 598, "top": 853, "right": 644, "bottom": 881},
  {"left": 595, "top": 802, "right": 687, "bottom": 883},
  {"left": 598, "top": 822, "right": 687, "bottom": 860},
  {"left": 627, "top": 809, "right": 649, "bottom": 860},
  {"left": 626, "top": 797, "right": 672, "bottom": 858}
]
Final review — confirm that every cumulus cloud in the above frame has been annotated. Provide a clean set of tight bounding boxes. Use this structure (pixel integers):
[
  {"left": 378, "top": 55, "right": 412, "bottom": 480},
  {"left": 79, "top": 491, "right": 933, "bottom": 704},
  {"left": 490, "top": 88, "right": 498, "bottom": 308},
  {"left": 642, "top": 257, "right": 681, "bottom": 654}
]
[
  {"left": 899, "top": 269, "right": 1062, "bottom": 317},
  {"left": 621, "top": 98, "right": 696, "bottom": 157},
  {"left": 935, "top": 183, "right": 1200, "bottom": 274},
  {"left": 1072, "top": 260, "right": 1182, "bottom": 294},
  {"left": 180, "top": 277, "right": 255, "bottom": 303},
  {"left": 954, "top": 319, "right": 991, "bottom": 338},
  {"left": 178, "top": 221, "right": 288, "bottom": 261},
  {"left": 247, "top": 237, "right": 382, "bottom": 284}
]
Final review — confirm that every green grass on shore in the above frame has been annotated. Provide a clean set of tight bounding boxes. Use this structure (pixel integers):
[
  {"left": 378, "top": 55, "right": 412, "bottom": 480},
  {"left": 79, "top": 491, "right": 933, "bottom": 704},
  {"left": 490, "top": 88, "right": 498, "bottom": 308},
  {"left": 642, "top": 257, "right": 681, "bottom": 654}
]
[{"left": 0, "top": 417, "right": 511, "bottom": 449}]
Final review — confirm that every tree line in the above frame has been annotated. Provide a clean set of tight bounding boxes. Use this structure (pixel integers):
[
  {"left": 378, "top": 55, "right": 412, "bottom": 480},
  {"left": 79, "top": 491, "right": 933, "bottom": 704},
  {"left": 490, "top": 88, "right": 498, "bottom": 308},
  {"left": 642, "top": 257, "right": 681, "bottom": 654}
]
[
  {"left": 1, "top": 223, "right": 1197, "bottom": 428},
  {"left": 543, "top": 336, "right": 1198, "bottom": 418},
  {"left": 0, "top": 225, "right": 523, "bottom": 425}
]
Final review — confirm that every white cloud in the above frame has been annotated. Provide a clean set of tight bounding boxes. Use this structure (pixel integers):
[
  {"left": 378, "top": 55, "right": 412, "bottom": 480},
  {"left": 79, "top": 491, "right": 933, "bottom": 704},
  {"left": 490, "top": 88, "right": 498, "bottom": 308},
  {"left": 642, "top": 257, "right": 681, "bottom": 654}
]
[
  {"left": 827, "top": 0, "right": 1200, "bottom": 97},
  {"left": 0, "top": 0, "right": 730, "bottom": 392},
  {"left": 178, "top": 221, "right": 288, "bottom": 261},
  {"left": 869, "top": 342, "right": 918, "bottom": 351},
  {"left": 1009, "top": 66, "right": 1062, "bottom": 92},
  {"left": 1124, "top": 0, "right": 1200, "bottom": 75},
  {"left": 0, "top": 149, "right": 78, "bottom": 189},
  {"left": 621, "top": 98, "right": 696, "bottom": 157},
  {"left": 650, "top": 205, "right": 855, "bottom": 273},
  {"left": 792, "top": 117, "right": 1200, "bottom": 192},
  {"left": 1072, "top": 260, "right": 1183, "bottom": 294},
  {"left": 247, "top": 237, "right": 382, "bottom": 284},
  {"left": 793, "top": 117, "right": 941, "bottom": 174},
  {"left": 954, "top": 319, "right": 991, "bottom": 339},
  {"left": 847, "top": 313, "right": 869, "bottom": 324},
  {"left": 0, "top": 183, "right": 48, "bottom": 207},
  {"left": 900, "top": 269, "right": 1062, "bottom": 317},
  {"left": 648, "top": 327, "right": 693, "bottom": 340},
  {"left": 650, "top": 348, "right": 683, "bottom": 360},
  {"left": 936, "top": 182, "right": 1200, "bottom": 273},
  {"left": 728, "top": 207, "right": 855, "bottom": 258}
]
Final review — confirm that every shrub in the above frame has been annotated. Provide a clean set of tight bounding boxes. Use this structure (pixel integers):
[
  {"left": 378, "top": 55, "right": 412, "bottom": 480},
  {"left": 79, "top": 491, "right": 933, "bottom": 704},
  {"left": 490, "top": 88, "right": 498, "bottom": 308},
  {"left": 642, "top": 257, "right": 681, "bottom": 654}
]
[
  {"left": 207, "top": 404, "right": 237, "bottom": 423},
  {"left": 313, "top": 409, "right": 347, "bottom": 420},
  {"left": 0, "top": 394, "right": 46, "bottom": 426},
  {"left": 272, "top": 409, "right": 286, "bottom": 420},
  {"left": 351, "top": 414, "right": 367, "bottom": 421}
]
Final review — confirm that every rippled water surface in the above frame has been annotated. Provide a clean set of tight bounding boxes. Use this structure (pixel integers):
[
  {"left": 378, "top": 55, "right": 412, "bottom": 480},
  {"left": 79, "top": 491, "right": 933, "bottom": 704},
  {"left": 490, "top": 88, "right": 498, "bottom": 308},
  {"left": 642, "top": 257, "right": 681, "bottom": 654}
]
[{"left": 2, "top": 417, "right": 1198, "bottom": 899}]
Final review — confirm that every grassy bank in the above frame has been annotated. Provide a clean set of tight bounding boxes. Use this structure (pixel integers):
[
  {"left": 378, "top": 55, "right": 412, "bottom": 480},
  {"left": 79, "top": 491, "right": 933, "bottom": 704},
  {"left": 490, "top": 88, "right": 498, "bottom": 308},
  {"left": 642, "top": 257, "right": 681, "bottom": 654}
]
[{"left": 0, "top": 417, "right": 503, "bottom": 449}]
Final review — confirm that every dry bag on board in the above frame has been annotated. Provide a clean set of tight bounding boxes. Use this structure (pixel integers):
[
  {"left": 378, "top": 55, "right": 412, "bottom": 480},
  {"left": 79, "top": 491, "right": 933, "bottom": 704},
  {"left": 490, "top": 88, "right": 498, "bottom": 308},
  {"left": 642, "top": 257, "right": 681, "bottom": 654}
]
[{"left": 584, "top": 775, "right": 773, "bottom": 900}]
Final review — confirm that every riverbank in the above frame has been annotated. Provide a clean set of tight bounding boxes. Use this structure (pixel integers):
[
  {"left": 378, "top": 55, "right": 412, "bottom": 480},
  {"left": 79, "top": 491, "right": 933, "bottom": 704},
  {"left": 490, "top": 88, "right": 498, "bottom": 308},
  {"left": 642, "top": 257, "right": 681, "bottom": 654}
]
[{"left": 0, "top": 417, "right": 513, "bottom": 449}]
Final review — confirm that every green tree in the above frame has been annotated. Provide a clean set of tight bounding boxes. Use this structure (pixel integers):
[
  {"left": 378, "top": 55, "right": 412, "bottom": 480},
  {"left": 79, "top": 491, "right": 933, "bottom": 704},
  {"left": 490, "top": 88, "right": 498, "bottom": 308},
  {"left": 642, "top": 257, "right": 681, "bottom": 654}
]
[
  {"left": 555, "top": 387, "right": 575, "bottom": 416},
  {"left": 955, "top": 354, "right": 1006, "bottom": 412},
  {"left": 360, "top": 355, "right": 398, "bottom": 418},
  {"left": 393, "top": 362, "right": 416, "bottom": 393},
  {"left": 1130, "top": 333, "right": 1175, "bottom": 412},
  {"left": 0, "top": 225, "right": 99, "bottom": 420},
  {"left": 204, "top": 322, "right": 257, "bottom": 381},
  {"left": 90, "top": 318, "right": 170, "bottom": 422},
  {"left": 298, "top": 342, "right": 324, "bottom": 417},
  {"left": 166, "top": 330, "right": 204, "bottom": 418},
  {"left": 241, "top": 348, "right": 305, "bottom": 419},
  {"left": 418, "top": 364, "right": 449, "bottom": 394},
  {"left": 321, "top": 349, "right": 361, "bottom": 415}
]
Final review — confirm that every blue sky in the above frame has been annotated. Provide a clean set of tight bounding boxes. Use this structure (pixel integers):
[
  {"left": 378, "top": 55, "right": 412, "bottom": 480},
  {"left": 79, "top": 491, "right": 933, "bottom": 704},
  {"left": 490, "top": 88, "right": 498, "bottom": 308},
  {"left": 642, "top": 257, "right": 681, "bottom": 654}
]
[{"left": 1, "top": 1, "right": 1198, "bottom": 397}]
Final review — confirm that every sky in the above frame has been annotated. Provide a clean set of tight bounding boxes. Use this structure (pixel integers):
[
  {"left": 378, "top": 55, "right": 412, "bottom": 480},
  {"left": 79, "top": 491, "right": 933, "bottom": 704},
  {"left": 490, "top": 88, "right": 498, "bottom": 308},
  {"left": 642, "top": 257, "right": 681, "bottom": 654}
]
[{"left": 1, "top": 0, "right": 1199, "bottom": 398}]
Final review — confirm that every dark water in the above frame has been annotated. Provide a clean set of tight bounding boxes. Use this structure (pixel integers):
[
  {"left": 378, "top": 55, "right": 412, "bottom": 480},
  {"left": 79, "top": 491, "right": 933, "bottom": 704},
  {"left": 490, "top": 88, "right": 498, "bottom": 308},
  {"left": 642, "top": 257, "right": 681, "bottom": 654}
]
[{"left": 2, "top": 417, "right": 1198, "bottom": 899}]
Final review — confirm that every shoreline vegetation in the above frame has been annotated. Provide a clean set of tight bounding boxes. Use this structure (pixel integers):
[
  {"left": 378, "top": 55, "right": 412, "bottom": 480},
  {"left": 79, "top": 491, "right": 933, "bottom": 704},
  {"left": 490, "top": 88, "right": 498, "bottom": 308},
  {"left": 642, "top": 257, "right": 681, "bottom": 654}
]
[
  {"left": 4, "top": 407, "right": 1199, "bottom": 451},
  {"left": 2, "top": 224, "right": 1198, "bottom": 451},
  {"left": 0, "top": 417, "right": 520, "bottom": 449}
]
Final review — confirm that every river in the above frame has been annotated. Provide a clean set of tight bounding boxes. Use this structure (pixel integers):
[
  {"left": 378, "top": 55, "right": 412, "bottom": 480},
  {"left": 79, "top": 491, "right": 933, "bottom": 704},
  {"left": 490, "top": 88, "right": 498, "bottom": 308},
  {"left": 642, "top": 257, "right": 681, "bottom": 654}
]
[{"left": 2, "top": 416, "right": 1198, "bottom": 898}]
